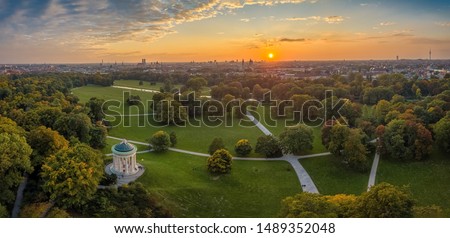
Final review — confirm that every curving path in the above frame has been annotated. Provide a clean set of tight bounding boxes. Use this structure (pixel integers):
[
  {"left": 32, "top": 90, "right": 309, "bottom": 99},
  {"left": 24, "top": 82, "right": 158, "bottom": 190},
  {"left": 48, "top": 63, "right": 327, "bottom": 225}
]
[{"left": 107, "top": 135, "right": 323, "bottom": 193}]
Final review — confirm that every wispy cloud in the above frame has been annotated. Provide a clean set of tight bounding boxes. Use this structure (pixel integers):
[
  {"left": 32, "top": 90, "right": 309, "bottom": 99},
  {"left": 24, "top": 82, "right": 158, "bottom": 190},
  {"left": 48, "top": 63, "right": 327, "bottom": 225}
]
[
  {"left": 435, "top": 22, "right": 450, "bottom": 27},
  {"left": 279, "top": 38, "right": 306, "bottom": 42},
  {"left": 0, "top": 0, "right": 312, "bottom": 50},
  {"left": 323, "top": 16, "right": 345, "bottom": 24},
  {"left": 240, "top": 18, "right": 251, "bottom": 22},
  {"left": 282, "top": 15, "right": 345, "bottom": 24},
  {"left": 379, "top": 22, "right": 396, "bottom": 26}
]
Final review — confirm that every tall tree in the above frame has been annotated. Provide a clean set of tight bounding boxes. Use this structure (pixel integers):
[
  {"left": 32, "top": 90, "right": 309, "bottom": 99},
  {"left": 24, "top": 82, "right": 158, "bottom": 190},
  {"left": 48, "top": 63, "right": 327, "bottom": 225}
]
[
  {"left": 207, "top": 149, "right": 233, "bottom": 174},
  {"left": 86, "top": 97, "right": 106, "bottom": 122},
  {"left": 27, "top": 126, "right": 69, "bottom": 168},
  {"left": 433, "top": 117, "right": 450, "bottom": 153},
  {"left": 355, "top": 182, "right": 414, "bottom": 218},
  {"left": 41, "top": 144, "right": 103, "bottom": 207},
  {"left": 279, "top": 124, "right": 314, "bottom": 154},
  {"left": 234, "top": 139, "right": 252, "bottom": 157},
  {"left": 0, "top": 133, "right": 33, "bottom": 205},
  {"left": 327, "top": 123, "right": 350, "bottom": 157},
  {"left": 343, "top": 129, "right": 368, "bottom": 172},
  {"left": 255, "top": 135, "right": 283, "bottom": 158},
  {"left": 186, "top": 77, "right": 207, "bottom": 92},
  {"left": 280, "top": 193, "right": 337, "bottom": 218},
  {"left": 53, "top": 113, "right": 92, "bottom": 143},
  {"left": 150, "top": 131, "right": 171, "bottom": 152}
]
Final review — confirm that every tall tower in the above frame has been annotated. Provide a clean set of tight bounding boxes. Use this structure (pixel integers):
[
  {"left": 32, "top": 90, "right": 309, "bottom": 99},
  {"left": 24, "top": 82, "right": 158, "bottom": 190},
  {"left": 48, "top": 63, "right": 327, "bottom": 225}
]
[{"left": 429, "top": 49, "right": 431, "bottom": 60}]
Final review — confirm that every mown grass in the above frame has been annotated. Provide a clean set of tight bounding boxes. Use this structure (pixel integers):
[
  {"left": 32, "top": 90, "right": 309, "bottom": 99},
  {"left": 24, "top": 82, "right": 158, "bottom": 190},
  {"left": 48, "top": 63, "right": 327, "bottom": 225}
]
[
  {"left": 377, "top": 148, "right": 450, "bottom": 216},
  {"left": 136, "top": 151, "right": 300, "bottom": 217},
  {"left": 300, "top": 154, "right": 373, "bottom": 195}
]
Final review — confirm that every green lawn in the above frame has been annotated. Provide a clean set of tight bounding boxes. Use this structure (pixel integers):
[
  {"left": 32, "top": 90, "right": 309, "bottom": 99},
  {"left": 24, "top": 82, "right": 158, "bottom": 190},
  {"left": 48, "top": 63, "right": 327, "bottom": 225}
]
[
  {"left": 113, "top": 79, "right": 211, "bottom": 96},
  {"left": 72, "top": 85, "right": 155, "bottom": 114},
  {"left": 300, "top": 154, "right": 373, "bottom": 195},
  {"left": 377, "top": 148, "right": 450, "bottom": 216},
  {"left": 136, "top": 151, "right": 301, "bottom": 217},
  {"left": 106, "top": 115, "right": 265, "bottom": 156}
]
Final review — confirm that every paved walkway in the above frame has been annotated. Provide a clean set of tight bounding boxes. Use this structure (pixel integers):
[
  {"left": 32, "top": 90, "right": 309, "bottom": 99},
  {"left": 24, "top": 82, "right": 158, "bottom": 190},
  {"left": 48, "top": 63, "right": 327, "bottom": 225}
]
[
  {"left": 245, "top": 112, "right": 272, "bottom": 136},
  {"left": 244, "top": 113, "right": 319, "bottom": 193},
  {"left": 12, "top": 173, "right": 28, "bottom": 218},
  {"left": 112, "top": 85, "right": 160, "bottom": 93},
  {"left": 107, "top": 135, "right": 321, "bottom": 193},
  {"left": 367, "top": 152, "right": 380, "bottom": 190}
]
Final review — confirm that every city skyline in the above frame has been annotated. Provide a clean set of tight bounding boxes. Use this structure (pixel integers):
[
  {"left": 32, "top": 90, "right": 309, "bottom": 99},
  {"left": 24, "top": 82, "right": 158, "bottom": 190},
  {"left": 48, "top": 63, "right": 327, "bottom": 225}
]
[{"left": 1, "top": 0, "right": 450, "bottom": 63}]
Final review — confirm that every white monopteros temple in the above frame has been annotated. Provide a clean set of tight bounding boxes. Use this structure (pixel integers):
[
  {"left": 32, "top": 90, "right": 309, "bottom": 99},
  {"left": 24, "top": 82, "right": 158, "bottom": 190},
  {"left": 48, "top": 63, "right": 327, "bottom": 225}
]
[{"left": 111, "top": 139, "right": 138, "bottom": 175}]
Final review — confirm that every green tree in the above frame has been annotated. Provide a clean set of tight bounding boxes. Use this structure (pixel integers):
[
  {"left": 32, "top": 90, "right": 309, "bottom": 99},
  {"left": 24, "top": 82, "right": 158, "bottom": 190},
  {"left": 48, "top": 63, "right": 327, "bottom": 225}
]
[
  {"left": 382, "top": 119, "right": 432, "bottom": 161},
  {"left": 0, "top": 203, "right": 7, "bottom": 218},
  {"left": 208, "top": 137, "right": 226, "bottom": 155},
  {"left": 82, "top": 182, "right": 171, "bottom": 218},
  {"left": 150, "top": 131, "right": 171, "bottom": 152},
  {"left": 86, "top": 97, "right": 105, "bottom": 122},
  {"left": 234, "top": 139, "right": 252, "bottom": 157},
  {"left": 279, "top": 125, "right": 314, "bottom": 154},
  {"left": 355, "top": 182, "right": 414, "bottom": 218},
  {"left": 255, "top": 135, "right": 283, "bottom": 158},
  {"left": 186, "top": 77, "right": 207, "bottom": 92},
  {"left": 280, "top": 193, "right": 337, "bottom": 218},
  {"left": 434, "top": 117, "right": 450, "bottom": 153},
  {"left": 343, "top": 129, "right": 368, "bottom": 172},
  {"left": 41, "top": 144, "right": 103, "bottom": 207},
  {"left": 169, "top": 132, "right": 177, "bottom": 147},
  {"left": 374, "top": 99, "right": 391, "bottom": 124},
  {"left": 53, "top": 113, "right": 92, "bottom": 143},
  {"left": 207, "top": 149, "right": 233, "bottom": 174},
  {"left": 0, "top": 133, "right": 33, "bottom": 205},
  {"left": 89, "top": 124, "right": 108, "bottom": 149},
  {"left": 27, "top": 126, "right": 69, "bottom": 168},
  {"left": 327, "top": 123, "right": 350, "bottom": 157}
]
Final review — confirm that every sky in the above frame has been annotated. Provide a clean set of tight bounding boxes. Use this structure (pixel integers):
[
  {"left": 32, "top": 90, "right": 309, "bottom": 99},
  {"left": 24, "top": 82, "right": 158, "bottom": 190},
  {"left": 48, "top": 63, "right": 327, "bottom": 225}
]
[{"left": 1, "top": 0, "right": 450, "bottom": 63}]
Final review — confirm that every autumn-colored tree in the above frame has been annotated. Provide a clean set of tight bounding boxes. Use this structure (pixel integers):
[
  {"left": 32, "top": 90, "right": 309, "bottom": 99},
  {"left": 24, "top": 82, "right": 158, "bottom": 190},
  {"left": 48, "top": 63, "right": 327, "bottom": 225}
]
[
  {"left": 234, "top": 139, "right": 252, "bottom": 157},
  {"left": 207, "top": 149, "right": 233, "bottom": 174},
  {"left": 343, "top": 129, "right": 368, "bottom": 172},
  {"left": 325, "top": 194, "right": 358, "bottom": 218},
  {"left": 280, "top": 193, "right": 337, "bottom": 218},
  {"left": 41, "top": 144, "right": 103, "bottom": 207},
  {"left": 355, "top": 182, "right": 414, "bottom": 218},
  {"left": 27, "top": 126, "right": 69, "bottom": 167},
  {"left": 383, "top": 119, "right": 432, "bottom": 161},
  {"left": 327, "top": 123, "right": 350, "bottom": 157}
]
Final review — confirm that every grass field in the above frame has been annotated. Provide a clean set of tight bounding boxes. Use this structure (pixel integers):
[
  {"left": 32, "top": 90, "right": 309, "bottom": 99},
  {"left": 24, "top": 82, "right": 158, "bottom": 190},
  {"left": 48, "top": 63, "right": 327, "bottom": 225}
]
[
  {"left": 73, "top": 85, "right": 266, "bottom": 156},
  {"left": 135, "top": 151, "right": 300, "bottom": 217},
  {"left": 300, "top": 154, "right": 373, "bottom": 195},
  {"left": 73, "top": 85, "right": 155, "bottom": 114},
  {"left": 377, "top": 148, "right": 450, "bottom": 216},
  {"left": 113, "top": 80, "right": 211, "bottom": 96}
]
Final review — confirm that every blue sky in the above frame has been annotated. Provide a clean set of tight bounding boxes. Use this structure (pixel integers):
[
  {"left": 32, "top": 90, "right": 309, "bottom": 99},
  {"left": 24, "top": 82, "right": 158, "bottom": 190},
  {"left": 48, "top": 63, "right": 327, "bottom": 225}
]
[{"left": 0, "top": 0, "right": 449, "bottom": 63}]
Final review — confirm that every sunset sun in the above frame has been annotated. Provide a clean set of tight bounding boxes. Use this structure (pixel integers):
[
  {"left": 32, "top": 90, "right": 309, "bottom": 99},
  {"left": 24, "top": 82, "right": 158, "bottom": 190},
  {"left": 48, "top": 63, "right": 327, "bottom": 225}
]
[{"left": 268, "top": 53, "right": 274, "bottom": 59}]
